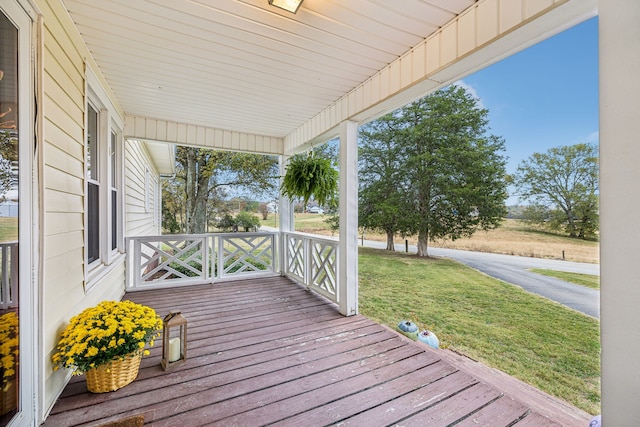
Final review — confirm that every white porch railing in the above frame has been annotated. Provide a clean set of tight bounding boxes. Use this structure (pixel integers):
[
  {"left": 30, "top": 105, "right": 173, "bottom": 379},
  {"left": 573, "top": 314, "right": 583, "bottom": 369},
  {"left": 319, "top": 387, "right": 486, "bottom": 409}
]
[
  {"left": 125, "top": 231, "right": 340, "bottom": 307},
  {"left": 282, "top": 232, "right": 339, "bottom": 303},
  {"left": 0, "top": 241, "right": 18, "bottom": 310},
  {"left": 126, "top": 232, "right": 278, "bottom": 289}
]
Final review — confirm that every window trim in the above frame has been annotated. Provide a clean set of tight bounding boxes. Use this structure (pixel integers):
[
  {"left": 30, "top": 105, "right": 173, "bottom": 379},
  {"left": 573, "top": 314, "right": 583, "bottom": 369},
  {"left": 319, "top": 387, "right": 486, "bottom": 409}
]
[{"left": 84, "top": 67, "right": 124, "bottom": 287}]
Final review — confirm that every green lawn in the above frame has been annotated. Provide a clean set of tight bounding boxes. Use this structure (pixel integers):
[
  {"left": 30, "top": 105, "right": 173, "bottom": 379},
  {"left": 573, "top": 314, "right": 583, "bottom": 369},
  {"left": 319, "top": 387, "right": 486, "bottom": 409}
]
[
  {"left": 530, "top": 268, "right": 600, "bottom": 290},
  {"left": 358, "top": 247, "right": 601, "bottom": 415},
  {"left": 0, "top": 217, "right": 18, "bottom": 242}
]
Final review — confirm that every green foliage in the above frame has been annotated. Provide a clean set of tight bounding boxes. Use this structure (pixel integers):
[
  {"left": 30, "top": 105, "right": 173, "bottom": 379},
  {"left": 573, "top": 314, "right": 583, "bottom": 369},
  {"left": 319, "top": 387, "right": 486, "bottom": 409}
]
[
  {"left": 169, "top": 259, "right": 203, "bottom": 278},
  {"left": 513, "top": 143, "right": 599, "bottom": 239},
  {"left": 323, "top": 214, "right": 340, "bottom": 233},
  {"left": 235, "top": 211, "right": 261, "bottom": 231},
  {"left": 217, "top": 214, "right": 236, "bottom": 231},
  {"left": 358, "top": 85, "right": 508, "bottom": 256},
  {"left": 223, "top": 254, "right": 268, "bottom": 273},
  {"left": 281, "top": 151, "right": 338, "bottom": 208},
  {"left": 359, "top": 114, "right": 409, "bottom": 250},
  {"left": 163, "top": 147, "right": 278, "bottom": 234},
  {"left": 521, "top": 204, "right": 551, "bottom": 225},
  {"left": 0, "top": 131, "right": 17, "bottom": 200}
]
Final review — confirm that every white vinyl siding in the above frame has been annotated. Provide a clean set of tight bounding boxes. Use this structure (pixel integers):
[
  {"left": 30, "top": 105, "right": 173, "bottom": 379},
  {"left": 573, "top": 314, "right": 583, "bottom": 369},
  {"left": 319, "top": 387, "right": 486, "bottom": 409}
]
[
  {"left": 124, "top": 139, "right": 162, "bottom": 236},
  {"left": 40, "top": 0, "right": 127, "bottom": 418}
]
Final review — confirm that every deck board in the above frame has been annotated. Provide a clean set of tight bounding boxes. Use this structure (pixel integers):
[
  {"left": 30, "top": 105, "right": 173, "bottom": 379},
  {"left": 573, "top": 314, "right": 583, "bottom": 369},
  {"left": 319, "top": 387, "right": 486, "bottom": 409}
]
[{"left": 44, "top": 276, "right": 590, "bottom": 426}]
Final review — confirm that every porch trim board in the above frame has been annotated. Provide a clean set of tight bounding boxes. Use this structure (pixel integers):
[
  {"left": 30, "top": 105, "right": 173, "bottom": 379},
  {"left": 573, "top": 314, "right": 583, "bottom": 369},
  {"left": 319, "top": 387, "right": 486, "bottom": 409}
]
[
  {"left": 124, "top": 115, "right": 284, "bottom": 155},
  {"left": 284, "top": 0, "right": 597, "bottom": 153}
]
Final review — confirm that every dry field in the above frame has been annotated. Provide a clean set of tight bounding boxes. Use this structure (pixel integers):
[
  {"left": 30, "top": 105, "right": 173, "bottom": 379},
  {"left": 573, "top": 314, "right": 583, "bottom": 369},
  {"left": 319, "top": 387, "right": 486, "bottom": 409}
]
[
  {"left": 430, "top": 219, "right": 599, "bottom": 263},
  {"left": 290, "top": 215, "right": 599, "bottom": 264}
]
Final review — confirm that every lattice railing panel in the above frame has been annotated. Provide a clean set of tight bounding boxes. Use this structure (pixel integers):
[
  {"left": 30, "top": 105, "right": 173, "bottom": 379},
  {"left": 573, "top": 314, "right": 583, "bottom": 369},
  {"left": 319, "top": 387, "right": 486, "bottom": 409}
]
[
  {"left": 139, "top": 237, "right": 207, "bottom": 284},
  {"left": 285, "top": 234, "right": 305, "bottom": 280},
  {"left": 310, "top": 241, "right": 337, "bottom": 298},
  {"left": 220, "top": 234, "right": 274, "bottom": 277}
]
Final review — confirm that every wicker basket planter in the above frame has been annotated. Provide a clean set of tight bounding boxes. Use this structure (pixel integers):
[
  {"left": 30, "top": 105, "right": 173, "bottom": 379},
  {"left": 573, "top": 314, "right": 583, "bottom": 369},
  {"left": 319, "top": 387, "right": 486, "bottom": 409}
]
[
  {"left": 85, "top": 352, "right": 142, "bottom": 393},
  {"left": 0, "top": 379, "right": 17, "bottom": 415}
]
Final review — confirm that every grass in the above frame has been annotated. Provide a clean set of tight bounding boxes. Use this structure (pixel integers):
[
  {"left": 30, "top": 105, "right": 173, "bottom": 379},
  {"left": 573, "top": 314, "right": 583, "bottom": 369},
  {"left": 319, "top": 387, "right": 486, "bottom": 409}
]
[
  {"left": 0, "top": 217, "right": 18, "bottom": 242},
  {"left": 530, "top": 269, "right": 600, "bottom": 290},
  {"left": 358, "top": 246, "right": 601, "bottom": 415}
]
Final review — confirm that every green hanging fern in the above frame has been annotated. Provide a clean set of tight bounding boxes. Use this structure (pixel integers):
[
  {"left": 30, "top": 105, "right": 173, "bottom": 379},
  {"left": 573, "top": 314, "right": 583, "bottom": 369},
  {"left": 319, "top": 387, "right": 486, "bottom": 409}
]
[{"left": 280, "top": 151, "right": 338, "bottom": 208}]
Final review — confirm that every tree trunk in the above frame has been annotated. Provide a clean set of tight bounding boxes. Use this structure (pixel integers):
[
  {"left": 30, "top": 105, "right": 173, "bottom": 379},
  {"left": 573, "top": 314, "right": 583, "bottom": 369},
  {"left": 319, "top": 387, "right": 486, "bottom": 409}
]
[
  {"left": 184, "top": 149, "right": 210, "bottom": 234},
  {"left": 185, "top": 150, "right": 197, "bottom": 234},
  {"left": 386, "top": 231, "right": 395, "bottom": 251},
  {"left": 416, "top": 228, "right": 429, "bottom": 257}
]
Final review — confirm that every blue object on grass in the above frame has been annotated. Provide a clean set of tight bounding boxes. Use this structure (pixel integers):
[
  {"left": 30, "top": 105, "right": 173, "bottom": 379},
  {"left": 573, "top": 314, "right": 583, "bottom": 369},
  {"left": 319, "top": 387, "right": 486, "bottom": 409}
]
[
  {"left": 397, "top": 320, "right": 419, "bottom": 339},
  {"left": 417, "top": 330, "right": 439, "bottom": 349}
]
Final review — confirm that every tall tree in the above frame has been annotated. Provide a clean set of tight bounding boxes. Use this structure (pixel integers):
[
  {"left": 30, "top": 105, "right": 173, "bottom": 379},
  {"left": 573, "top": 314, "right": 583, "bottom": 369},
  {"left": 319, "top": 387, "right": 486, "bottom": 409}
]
[
  {"left": 359, "top": 114, "right": 409, "bottom": 250},
  {"left": 513, "top": 143, "right": 598, "bottom": 238},
  {"left": 398, "top": 86, "right": 507, "bottom": 256},
  {"left": 167, "top": 147, "right": 278, "bottom": 234}
]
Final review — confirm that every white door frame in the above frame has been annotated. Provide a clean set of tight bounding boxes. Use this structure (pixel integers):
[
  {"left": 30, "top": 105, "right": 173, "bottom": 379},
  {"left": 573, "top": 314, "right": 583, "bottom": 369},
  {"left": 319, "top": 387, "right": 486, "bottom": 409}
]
[{"left": 0, "top": 0, "right": 39, "bottom": 425}]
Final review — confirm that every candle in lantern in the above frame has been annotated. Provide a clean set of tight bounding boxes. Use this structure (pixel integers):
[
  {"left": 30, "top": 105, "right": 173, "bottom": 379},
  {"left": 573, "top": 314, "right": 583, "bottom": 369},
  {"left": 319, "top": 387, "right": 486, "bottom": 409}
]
[{"left": 168, "top": 337, "right": 181, "bottom": 362}]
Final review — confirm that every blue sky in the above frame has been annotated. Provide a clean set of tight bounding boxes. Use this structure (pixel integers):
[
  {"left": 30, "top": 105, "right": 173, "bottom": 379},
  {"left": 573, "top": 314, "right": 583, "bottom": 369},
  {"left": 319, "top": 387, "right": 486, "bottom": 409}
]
[{"left": 457, "top": 17, "right": 599, "bottom": 204}]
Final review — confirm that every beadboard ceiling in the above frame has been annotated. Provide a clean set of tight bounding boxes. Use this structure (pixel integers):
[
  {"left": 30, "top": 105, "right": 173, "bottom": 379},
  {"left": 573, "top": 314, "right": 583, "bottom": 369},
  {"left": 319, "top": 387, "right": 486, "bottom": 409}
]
[{"left": 62, "top": 0, "right": 475, "bottom": 139}]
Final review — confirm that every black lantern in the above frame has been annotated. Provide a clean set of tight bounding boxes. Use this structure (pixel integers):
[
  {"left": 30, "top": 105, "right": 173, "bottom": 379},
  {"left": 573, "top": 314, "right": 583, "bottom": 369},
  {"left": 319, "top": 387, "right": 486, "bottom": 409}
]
[{"left": 161, "top": 310, "right": 187, "bottom": 370}]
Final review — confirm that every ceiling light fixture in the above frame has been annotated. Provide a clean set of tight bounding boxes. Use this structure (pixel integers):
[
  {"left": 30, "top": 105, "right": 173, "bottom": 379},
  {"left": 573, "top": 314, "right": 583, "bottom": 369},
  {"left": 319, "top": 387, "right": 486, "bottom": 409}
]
[{"left": 268, "top": 0, "right": 303, "bottom": 14}]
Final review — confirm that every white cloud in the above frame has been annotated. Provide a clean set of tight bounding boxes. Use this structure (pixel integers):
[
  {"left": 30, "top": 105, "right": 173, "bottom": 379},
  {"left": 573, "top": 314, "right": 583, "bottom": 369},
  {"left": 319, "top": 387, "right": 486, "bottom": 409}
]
[
  {"left": 583, "top": 131, "right": 599, "bottom": 144},
  {"left": 452, "top": 80, "right": 485, "bottom": 108}
]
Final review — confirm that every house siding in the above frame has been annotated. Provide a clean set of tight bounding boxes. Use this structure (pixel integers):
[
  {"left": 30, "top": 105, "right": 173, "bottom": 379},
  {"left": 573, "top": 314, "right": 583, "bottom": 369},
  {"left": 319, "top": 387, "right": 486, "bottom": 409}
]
[
  {"left": 35, "top": 0, "right": 160, "bottom": 418},
  {"left": 125, "top": 139, "right": 162, "bottom": 237}
]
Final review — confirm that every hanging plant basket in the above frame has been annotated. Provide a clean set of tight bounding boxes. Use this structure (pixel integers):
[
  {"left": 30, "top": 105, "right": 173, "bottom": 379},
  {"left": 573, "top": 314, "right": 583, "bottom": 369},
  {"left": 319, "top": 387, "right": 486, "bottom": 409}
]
[{"left": 280, "top": 151, "right": 338, "bottom": 207}]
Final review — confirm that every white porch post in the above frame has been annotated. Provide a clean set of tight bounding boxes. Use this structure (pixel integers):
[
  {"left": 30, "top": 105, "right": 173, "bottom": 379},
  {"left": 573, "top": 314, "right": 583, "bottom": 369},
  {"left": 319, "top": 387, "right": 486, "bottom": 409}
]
[
  {"left": 278, "top": 155, "right": 293, "bottom": 275},
  {"left": 600, "top": 0, "right": 640, "bottom": 424},
  {"left": 278, "top": 155, "right": 294, "bottom": 232},
  {"left": 338, "top": 120, "right": 358, "bottom": 316}
]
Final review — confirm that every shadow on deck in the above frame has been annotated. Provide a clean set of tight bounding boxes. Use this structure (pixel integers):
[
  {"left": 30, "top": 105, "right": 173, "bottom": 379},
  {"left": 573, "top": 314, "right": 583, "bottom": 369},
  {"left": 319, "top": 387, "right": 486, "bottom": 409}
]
[{"left": 44, "top": 276, "right": 591, "bottom": 426}]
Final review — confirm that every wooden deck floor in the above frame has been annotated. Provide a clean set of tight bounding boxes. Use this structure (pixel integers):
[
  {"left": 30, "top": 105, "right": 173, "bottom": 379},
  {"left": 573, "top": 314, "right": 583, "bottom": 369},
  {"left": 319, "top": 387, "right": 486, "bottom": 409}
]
[{"left": 44, "top": 276, "right": 591, "bottom": 427}]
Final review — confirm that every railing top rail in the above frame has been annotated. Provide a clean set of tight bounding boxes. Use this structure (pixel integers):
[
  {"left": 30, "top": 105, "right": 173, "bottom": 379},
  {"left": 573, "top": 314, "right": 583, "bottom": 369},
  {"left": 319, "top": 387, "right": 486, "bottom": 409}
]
[
  {"left": 125, "top": 231, "right": 278, "bottom": 242},
  {"left": 282, "top": 231, "right": 339, "bottom": 246},
  {"left": 217, "top": 231, "right": 277, "bottom": 238},
  {"left": 0, "top": 241, "right": 19, "bottom": 246}
]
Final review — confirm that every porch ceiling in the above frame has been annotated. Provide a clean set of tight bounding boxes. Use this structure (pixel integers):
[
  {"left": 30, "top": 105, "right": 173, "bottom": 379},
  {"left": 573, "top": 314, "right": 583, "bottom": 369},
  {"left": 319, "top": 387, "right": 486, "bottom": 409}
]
[{"left": 62, "top": 0, "right": 475, "bottom": 139}]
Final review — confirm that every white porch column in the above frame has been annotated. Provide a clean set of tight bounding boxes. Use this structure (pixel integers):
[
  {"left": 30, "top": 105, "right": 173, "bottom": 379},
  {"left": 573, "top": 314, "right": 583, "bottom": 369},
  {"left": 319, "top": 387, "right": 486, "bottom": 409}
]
[
  {"left": 600, "top": 0, "right": 640, "bottom": 424},
  {"left": 278, "top": 155, "right": 294, "bottom": 276},
  {"left": 338, "top": 120, "right": 358, "bottom": 316},
  {"left": 278, "top": 155, "right": 294, "bottom": 232}
]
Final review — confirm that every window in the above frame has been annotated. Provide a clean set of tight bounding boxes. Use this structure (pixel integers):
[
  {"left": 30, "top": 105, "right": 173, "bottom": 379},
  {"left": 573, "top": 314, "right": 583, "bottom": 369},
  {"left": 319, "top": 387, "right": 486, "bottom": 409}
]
[
  {"left": 86, "top": 104, "right": 100, "bottom": 263},
  {"left": 85, "top": 70, "right": 123, "bottom": 281},
  {"left": 110, "top": 130, "right": 119, "bottom": 251}
]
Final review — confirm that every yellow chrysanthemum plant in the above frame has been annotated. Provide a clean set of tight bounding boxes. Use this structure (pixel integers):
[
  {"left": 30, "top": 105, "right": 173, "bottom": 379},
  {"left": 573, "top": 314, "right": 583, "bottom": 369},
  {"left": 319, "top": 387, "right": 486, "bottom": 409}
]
[
  {"left": 0, "top": 312, "right": 19, "bottom": 391},
  {"left": 52, "top": 300, "right": 162, "bottom": 375}
]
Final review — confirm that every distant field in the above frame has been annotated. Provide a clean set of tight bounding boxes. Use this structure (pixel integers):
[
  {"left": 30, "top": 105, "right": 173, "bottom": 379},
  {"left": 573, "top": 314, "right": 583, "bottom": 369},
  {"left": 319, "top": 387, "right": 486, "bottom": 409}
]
[{"left": 262, "top": 214, "right": 599, "bottom": 264}]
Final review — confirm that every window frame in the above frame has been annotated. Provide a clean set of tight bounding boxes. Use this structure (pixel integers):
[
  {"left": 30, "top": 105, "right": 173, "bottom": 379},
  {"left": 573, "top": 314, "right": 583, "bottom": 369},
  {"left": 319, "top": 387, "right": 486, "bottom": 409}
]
[{"left": 84, "top": 68, "right": 124, "bottom": 287}]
